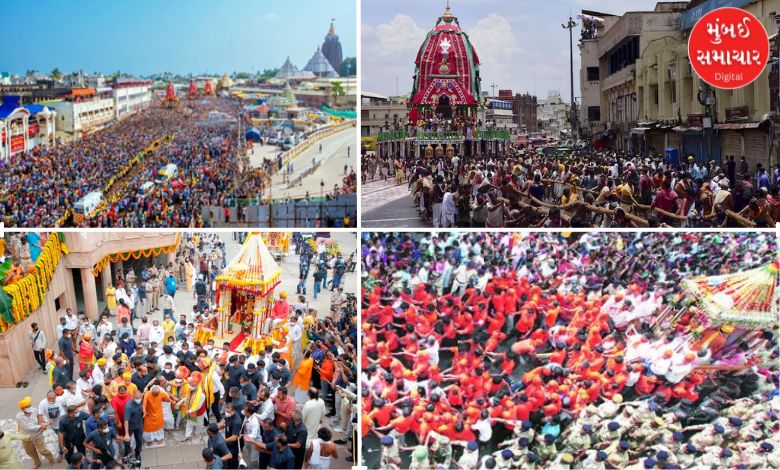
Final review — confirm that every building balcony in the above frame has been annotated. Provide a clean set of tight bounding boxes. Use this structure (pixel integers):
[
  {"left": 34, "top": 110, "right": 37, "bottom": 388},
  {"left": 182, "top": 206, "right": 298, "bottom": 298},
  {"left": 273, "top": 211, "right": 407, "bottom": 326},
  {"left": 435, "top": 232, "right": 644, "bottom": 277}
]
[{"left": 602, "top": 64, "right": 636, "bottom": 91}]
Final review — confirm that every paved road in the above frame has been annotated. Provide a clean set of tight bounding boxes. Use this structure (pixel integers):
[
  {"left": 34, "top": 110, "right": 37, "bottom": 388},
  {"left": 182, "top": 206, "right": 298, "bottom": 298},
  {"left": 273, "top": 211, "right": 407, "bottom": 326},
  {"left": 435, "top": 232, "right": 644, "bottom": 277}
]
[
  {"left": 250, "top": 128, "right": 356, "bottom": 199},
  {"left": 0, "top": 231, "right": 358, "bottom": 469},
  {"left": 361, "top": 179, "right": 430, "bottom": 228}
]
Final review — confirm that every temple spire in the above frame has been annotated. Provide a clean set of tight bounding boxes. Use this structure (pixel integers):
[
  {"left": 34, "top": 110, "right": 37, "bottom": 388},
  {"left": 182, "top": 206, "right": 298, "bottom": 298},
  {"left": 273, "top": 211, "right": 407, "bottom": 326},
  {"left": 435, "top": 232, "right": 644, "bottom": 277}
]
[
  {"left": 329, "top": 18, "right": 335, "bottom": 34},
  {"left": 442, "top": 0, "right": 455, "bottom": 24}
]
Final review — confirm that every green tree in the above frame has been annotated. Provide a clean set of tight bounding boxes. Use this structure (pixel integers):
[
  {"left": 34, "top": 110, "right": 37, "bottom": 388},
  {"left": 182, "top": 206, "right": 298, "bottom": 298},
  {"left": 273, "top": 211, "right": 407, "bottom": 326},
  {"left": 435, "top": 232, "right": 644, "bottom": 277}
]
[
  {"left": 234, "top": 71, "right": 252, "bottom": 80},
  {"left": 339, "top": 57, "right": 356, "bottom": 77},
  {"left": 50, "top": 68, "right": 63, "bottom": 81},
  {"left": 331, "top": 81, "right": 345, "bottom": 106},
  {"left": 258, "top": 68, "right": 279, "bottom": 81}
]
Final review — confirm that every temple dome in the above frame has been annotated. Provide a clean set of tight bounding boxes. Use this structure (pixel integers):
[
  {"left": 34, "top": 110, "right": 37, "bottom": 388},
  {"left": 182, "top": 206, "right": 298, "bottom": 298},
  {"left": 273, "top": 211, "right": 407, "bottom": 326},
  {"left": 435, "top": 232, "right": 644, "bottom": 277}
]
[{"left": 410, "top": 2, "right": 481, "bottom": 108}]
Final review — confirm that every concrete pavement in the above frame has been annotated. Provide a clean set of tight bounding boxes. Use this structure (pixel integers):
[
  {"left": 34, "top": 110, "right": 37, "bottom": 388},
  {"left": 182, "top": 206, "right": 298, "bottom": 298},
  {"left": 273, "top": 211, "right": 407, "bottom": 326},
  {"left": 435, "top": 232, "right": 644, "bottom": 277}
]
[
  {"left": 250, "top": 128, "right": 356, "bottom": 200},
  {"left": 361, "top": 179, "right": 430, "bottom": 228}
]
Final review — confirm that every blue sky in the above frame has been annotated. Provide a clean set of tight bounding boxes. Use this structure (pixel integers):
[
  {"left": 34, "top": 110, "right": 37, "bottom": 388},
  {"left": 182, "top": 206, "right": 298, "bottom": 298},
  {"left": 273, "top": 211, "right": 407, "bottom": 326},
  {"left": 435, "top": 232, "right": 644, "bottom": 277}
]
[
  {"left": 363, "top": 0, "right": 659, "bottom": 99},
  {"left": 4, "top": 0, "right": 356, "bottom": 76}
]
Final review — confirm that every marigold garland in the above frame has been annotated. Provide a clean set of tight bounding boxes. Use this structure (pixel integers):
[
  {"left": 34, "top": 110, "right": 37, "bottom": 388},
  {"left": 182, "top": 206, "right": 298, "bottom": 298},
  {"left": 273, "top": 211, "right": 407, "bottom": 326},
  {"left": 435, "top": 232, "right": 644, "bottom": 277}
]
[
  {"left": 1, "top": 234, "right": 65, "bottom": 332},
  {"left": 91, "top": 233, "right": 181, "bottom": 277}
]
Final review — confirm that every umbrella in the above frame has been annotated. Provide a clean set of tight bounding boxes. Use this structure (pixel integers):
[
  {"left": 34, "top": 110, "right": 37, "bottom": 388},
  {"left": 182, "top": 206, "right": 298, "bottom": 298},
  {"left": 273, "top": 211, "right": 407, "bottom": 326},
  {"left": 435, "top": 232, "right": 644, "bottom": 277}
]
[{"left": 682, "top": 262, "right": 779, "bottom": 329}]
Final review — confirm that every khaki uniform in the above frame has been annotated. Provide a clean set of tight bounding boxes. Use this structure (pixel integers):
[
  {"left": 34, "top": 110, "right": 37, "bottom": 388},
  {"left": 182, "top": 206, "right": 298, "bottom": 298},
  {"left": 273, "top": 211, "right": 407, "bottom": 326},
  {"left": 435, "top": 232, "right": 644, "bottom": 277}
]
[
  {"left": 596, "top": 428, "right": 621, "bottom": 443},
  {"left": 150, "top": 277, "right": 160, "bottom": 311},
  {"left": 605, "top": 450, "right": 628, "bottom": 468},
  {"left": 690, "top": 428, "right": 722, "bottom": 448},
  {"left": 676, "top": 451, "right": 696, "bottom": 468},
  {"left": 576, "top": 450, "right": 606, "bottom": 469},
  {"left": 695, "top": 447, "right": 736, "bottom": 468},
  {"left": 126, "top": 270, "right": 136, "bottom": 288},
  {"left": 563, "top": 429, "right": 592, "bottom": 454},
  {"left": 176, "top": 257, "right": 187, "bottom": 283},
  {"left": 739, "top": 442, "right": 766, "bottom": 468},
  {"left": 535, "top": 442, "right": 557, "bottom": 462},
  {"left": 16, "top": 411, "right": 54, "bottom": 467}
]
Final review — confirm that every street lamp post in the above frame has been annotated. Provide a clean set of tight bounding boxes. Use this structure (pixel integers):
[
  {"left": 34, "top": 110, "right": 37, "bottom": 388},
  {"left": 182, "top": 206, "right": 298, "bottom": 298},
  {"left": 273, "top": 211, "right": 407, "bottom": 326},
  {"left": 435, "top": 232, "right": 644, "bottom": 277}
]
[{"left": 562, "top": 17, "right": 578, "bottom": 143}]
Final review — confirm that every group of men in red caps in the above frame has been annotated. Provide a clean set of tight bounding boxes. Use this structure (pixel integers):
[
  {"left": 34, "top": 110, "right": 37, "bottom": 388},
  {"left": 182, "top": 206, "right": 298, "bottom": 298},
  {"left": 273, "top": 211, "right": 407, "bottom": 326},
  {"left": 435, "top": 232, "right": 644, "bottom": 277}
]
[{"left": 360, "top": 232, "right": 779, "bottom": 469}]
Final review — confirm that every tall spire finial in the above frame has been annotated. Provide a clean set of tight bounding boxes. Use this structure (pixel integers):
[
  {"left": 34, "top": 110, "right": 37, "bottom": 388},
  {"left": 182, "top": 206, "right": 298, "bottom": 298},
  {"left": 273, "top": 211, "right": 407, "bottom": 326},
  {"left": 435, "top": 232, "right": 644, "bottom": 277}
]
[
  {"left": 442, "top": 0, "right": 455, "bottom": 23},
  {"left": 329, "top": 18, "right": 335, "bottom": 34}
]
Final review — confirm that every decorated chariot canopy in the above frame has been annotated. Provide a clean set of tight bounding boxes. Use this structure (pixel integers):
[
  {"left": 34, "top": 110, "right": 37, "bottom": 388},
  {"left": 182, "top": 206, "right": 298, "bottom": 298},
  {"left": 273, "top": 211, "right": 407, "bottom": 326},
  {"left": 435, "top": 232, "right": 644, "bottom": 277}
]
[
  {"left": 410, "top": 1, "right": 481, "bottom": 108},
  {"left": 215, "top": 233, "right": 281, "bottom": 296},
  {"left": 261, "top": 232, "right": 291, "bottom": 253},
  {"left": 682, "top": 261, "right": 779, "bottom": 329}
]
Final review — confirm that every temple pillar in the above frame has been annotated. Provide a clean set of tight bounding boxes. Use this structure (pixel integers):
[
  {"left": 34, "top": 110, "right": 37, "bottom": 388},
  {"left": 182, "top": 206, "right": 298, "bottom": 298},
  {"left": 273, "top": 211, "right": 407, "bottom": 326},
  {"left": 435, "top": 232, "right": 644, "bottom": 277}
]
[
  {"left": 100, "top": 264, "right": 112, "bottom": 301},
  {"left": 167, "top": 251, "right": 175, "bottom": 266},
  {"left": 81, "top": 268, "right": 99, "bottom": 320}
]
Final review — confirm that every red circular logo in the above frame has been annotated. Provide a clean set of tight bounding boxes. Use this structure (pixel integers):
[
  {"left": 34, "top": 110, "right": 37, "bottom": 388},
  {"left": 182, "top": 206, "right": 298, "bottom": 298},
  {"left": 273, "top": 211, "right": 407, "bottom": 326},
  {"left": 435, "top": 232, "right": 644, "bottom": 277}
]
[{"left": 688, "top": 7, "right": 769, "bottom": 89}]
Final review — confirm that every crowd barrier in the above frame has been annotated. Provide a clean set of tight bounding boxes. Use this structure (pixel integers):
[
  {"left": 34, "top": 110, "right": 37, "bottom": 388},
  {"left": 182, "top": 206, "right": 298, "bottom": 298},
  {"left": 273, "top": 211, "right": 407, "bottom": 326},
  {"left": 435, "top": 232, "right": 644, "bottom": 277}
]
[
  {"left": 201, "top": 194, "right": 357, "bottom": 227},
  {"left": 287, "top": 161, "right": 322, "bottom": 188},
  {"left": 276, "top": 120, "right": 355, "bottom": 170}
]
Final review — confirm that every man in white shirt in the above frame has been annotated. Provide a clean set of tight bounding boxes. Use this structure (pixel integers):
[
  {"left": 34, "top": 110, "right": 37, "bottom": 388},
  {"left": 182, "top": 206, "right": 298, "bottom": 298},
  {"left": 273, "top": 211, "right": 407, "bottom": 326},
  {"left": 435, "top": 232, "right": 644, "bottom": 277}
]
[
  {"left": 56, "top": 317, "right": 67, "bottom": 341},
  {"left": 95, "top": 315, "right": 113, "bottom": 339},
  {"left": 29, "top": 323, "right": 47, "bottom": 371},
  {"left": 301, "top": 388, "right": 326, "bottom": 442},
  {"left": 257, "top": 389, "right": 275, "bottom": 422},
  {"left": 91, "top": 358, "right": 108, "bottom": 384},
  {"left": 242, "top": 405, "right": 263, "bottom": 466},
  {"left": 64, "top": 309, "right": 79, "bottom": 332},
  {"left": 61, "top": 381, "right": 86, "bottom": 412},
  {"left": 148, "top": 319, "right": 164, "bottom": 346},
  {"left": 38, "top": 390, "right": 65, "bottom": 435},
  {"left": 79, "top": 317, "right": 96, "bottom": 341},
  {"left": 288, "top": 316, "right": 303, "bottom": 364},
  {"left": 422, "top": 335, "right": 440, "bottom": 367}
]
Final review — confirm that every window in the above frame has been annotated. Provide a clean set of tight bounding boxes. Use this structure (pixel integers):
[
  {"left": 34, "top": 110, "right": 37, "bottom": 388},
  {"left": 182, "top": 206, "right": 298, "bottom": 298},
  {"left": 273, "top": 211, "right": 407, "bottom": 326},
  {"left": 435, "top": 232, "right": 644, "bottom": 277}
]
[
  {"left": 587, "top": 106, "right": 601, "bottom": 121},
  {"left": 671, "top": 84, "right": 677, "bottom": 103},
  {"left": 654, "top": 88, "right": 659, "bottom": 105},
  {"left": 587, "top": 67, "right": 600, "bottom": 81}
]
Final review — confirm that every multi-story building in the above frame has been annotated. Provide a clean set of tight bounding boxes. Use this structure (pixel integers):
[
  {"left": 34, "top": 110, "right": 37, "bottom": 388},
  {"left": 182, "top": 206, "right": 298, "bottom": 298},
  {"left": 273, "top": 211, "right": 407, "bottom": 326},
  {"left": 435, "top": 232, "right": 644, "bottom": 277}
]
[
  {"left": 360, "top": 92, "right": 409, "bottom": 137},
  {"left": 112, "top": 78, "right": 152, "bottom": 120},
  {"left": 581, "top": 0, "right": 778, "bottom": 167},
  {"left": 635, "top": 0, "right": 779, "bottom": 167},
  {"left": 496, "top": 89, "right": 539, "bottom": 132},
  {"left": 46, "top": 88, "right": 116, "bottom": 141},
  {"left": 0, "top": 95, "right": 57, "bottom": 161},
  {"left": 537, "top": 90, "right": 571, "bottom": 137},
  {"left": 578, "top": 11, "right": 619, "bottom": 146},
  {"left": 482, "top": 98, "right": 516, "bottom": 131},
  {"left": 603, "top": 4, "right": 687, "bottom": 151},
  {"left": 515, "top": 92, "right": 539, "bottom": 133}
]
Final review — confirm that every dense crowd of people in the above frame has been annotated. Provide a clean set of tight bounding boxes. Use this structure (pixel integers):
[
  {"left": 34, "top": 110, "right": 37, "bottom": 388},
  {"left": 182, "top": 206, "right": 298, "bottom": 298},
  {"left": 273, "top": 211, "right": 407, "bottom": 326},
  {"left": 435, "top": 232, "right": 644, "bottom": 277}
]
[
  {"left": 361, "top": 232, "right": 779, "bottom": 469},
  {"left": 0, "top": 97, "right": 356, "bottom": 228},
  {"left": 363, "top": 139, "right": 780, "bottom": 228},
  {"left": 5, "top": 232, "right": 357, "bottom": 469}
]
